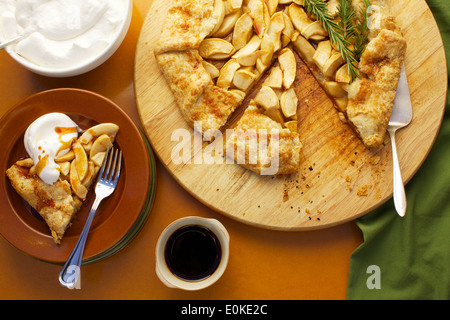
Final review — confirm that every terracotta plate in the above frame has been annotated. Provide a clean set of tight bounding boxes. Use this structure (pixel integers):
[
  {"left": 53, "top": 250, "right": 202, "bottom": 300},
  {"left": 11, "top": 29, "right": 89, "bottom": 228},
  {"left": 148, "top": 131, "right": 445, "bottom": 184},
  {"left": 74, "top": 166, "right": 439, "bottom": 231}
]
[{"left": 0, "top": 88, "right": 155, "bottom": 264}]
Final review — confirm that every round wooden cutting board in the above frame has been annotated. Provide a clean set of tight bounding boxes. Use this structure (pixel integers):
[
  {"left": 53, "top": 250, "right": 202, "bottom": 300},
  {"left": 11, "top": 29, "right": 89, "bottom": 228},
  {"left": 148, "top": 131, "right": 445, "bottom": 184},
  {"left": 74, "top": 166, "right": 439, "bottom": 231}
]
[{"left": 134, "top": 0, "right": 447, "bottom": 231}]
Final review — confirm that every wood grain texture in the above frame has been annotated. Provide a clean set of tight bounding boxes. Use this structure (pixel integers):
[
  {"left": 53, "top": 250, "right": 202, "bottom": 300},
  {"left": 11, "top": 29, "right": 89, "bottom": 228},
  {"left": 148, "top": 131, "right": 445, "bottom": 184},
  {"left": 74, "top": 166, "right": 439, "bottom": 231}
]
[{"left": 134, "top": 0, "right": 447, "bottom": 231}]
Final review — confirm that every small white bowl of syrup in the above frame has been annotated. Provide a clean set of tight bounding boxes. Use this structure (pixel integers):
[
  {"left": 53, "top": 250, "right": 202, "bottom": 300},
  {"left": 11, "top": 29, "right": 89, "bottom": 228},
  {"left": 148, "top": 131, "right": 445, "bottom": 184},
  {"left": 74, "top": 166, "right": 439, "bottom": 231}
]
[{"left": 155, "top": 216, "right": 230, "bottom": 291}]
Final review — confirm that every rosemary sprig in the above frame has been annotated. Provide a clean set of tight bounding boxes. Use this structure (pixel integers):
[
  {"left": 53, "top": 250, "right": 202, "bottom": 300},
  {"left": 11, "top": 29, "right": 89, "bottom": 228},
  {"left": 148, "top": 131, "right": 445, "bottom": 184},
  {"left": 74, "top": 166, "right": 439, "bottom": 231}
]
[
  {"left": 353, "top": 0, "right": 371, "bottom": 60},
  {"left": 337, "top": 0, "right": 357, "bottom": 40},
  {"left": 303, "top": 0, "right": 371, "bottom": 82}
]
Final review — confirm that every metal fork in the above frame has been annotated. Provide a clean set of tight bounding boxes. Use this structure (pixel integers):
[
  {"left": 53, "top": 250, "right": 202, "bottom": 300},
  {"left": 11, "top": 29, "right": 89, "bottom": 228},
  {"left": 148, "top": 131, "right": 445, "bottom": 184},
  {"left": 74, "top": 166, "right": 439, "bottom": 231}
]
[{"left": 59, "top": 147, "right": 122, "bottom": 289}]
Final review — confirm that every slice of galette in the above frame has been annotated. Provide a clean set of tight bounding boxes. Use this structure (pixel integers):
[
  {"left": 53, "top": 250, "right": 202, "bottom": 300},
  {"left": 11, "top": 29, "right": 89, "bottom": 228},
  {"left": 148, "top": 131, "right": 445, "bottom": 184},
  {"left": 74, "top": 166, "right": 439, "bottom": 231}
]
[
  {"left": 6, "top": 160, "right": 83, "bottom": 244},
  {"left": 225, "top": 103, "right": 302, "bottom": 175},
  {"left": 6, "top": 120, "right": 119, "bottom": 244},
  {"left": 224, "top": 47, "right": 303, "bottom": 175}
]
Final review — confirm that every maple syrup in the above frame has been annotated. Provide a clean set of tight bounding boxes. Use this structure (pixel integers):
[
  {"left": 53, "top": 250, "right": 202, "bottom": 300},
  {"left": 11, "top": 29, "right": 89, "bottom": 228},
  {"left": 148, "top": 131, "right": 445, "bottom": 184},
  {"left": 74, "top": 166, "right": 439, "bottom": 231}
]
[{"left": 164, "top": 225, "right": 222, "bottom": 281}]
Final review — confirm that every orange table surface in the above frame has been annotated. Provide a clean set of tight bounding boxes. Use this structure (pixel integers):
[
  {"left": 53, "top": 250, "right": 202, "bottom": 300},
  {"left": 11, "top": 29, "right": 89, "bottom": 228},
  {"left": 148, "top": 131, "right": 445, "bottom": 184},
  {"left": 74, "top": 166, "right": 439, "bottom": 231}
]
[{"left": 0, "top": 0, "right": 363, "bottom": 300}]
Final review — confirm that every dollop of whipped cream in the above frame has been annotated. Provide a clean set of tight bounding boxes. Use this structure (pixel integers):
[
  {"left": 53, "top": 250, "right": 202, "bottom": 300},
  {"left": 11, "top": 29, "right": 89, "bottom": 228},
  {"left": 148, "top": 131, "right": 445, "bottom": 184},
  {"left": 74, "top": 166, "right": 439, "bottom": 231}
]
[
  {"left": 24, "top": 113, "right": 79, "bottom": 185},
  {"left": 0, "top": 0, "right": 127, "bottom": 69}
]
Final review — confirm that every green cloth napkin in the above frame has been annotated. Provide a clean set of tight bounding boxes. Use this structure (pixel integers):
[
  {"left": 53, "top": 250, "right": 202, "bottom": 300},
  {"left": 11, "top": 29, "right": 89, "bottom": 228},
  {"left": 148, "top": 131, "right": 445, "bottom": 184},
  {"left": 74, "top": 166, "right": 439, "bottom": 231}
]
[{"left": 346, "top": 0, "right": 450, "bottom": 300}]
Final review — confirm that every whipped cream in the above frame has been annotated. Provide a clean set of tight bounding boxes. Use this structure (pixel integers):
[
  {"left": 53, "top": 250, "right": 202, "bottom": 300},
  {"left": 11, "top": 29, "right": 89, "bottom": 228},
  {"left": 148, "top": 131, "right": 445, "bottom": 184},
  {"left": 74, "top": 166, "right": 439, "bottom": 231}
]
[
  {"left": 24, "top": 113, "right": 79, "bottom": 185},
  {"left": 0, "top": 0, "right": 127, "bottom": 69}
]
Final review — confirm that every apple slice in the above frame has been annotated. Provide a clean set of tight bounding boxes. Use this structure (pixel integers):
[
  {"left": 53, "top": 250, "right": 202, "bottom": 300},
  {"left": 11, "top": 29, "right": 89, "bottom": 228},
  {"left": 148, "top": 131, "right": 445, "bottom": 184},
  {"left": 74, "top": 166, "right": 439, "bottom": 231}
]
[
  {"left": 288, "top": 3, "right": 312, "bottom": 33},
  {"left": 256, "top": 33, "right": 275, "bottom": 73},
  {"left": 301, "top": 21, "right": 328, "bottom": 41},
  {"left": 227, "top": 0, "right": 243, "bottom": 12},
  {"left": 291, "top": 30, "right": 300, "bottom": 42},
  {"left": 58, "top": 161, "right": 71, "bottom": 176},
  {"left": 264, "top": 107, "right": 285, "bottom": 125},
  {"left": 55, "top": 150, "right": 75, "bottom": 162},
  {"left": 70, "top": 160, "right": 88, "bottom": 200},
  {"left": 264, "top": 65, "right": 283, "bottom": 89},
  {"left": 282, "top": 12, "right": 294, "bottom": 39},
  {"left": 265, "top": 0, "right": 279, "bottom": 16},
  {"left": 281, "top": 12, "right": 294, "bottom": 47},
  {"left": 90, "top": 134, "right": 113, "bottom": 167},
  {"left": 263, "top": 0, "right": 271, "bottom": 28},
  {"left": 233, "top": 69, "right": 257, "bottom": 91},
  {"left": 268, "top": 11, "right": 285, "bottom": 52},
  {"left": 323, "top": 51, "right": 345, "bottom": 79},
  {"left": 202, "top": 60, "right": 220, "bottom": 79},
  {"left": 324, "top": 81, "right": 347, "bottom": 98},
  {"left": 198, "top": 38, "right": 236, "bottom": 59},
  {"left": 247, "top": 0, "right": 267, "bottom": 37},
  {"left": 278, "top": 48, "right": 296, "bottom": 89},
  {"left": 237, "top": 51, "right": 261, "bottom": 66},
  {"left": 293, "top": 35, "right": 316, "bottom": 65},
  {"left": 334, "top": 97, "right": 348, "bottom": 113},
  {"left": 254, "top": 85, "right": 280, "bottom": 110},
  {"left": 210, "top": 0, "right": 226, "bottom": 36},
  {"left": 217, "top": 59, "right": 241, "bottom": 89},
  {"left": 79, "top": 123, "right": 119, "bottom": 145},
  {"left": 233, "top": 34, "right": 262, "bottom": 59},
  {"left": 72, "top": 140, "right": 89, "bottom": 182},
  {"left": 326, "top": 0, "right": 339, "bottom": 17},
  {"left": 212, "top": 9, "right": 242, "bottom": 37},
  {"left": 81, "top": 161, "right": 97, "bottom": 189},
  {"left": 335, "top": 64, "right": 351, "bottom": 84},
  {"left": 233, "top": 12, "right": 254, "bottom": 50},
  {"left": 312, "top": 40, "right": 332, "bottom": 72},
  {"left": 280, "top": 87, "right": 298, "bottom": 118}
]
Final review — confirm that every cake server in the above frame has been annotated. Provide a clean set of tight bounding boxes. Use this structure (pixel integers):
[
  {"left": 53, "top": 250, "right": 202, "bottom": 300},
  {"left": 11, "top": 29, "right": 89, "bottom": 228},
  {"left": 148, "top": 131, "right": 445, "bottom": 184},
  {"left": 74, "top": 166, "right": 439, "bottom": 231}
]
[{"left": 388, "top": 63, "right": 413, "bottom": 217}]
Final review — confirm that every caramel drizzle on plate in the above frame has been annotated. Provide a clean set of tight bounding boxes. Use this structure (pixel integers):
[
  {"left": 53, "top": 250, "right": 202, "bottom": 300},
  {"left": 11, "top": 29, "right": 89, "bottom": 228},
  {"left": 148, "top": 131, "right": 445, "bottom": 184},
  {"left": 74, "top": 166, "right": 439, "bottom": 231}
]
[{"left": 55, "top": 126, "right": 78, "bottom": 157}]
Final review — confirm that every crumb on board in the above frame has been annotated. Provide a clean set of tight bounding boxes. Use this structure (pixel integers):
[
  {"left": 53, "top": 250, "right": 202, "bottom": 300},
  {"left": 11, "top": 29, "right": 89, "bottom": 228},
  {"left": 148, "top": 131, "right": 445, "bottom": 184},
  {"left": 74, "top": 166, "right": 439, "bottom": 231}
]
[
  {"left": 357, "top": 184, "right": 372, "bottom": 196},
  {"left": 283, "top": 190, "right": 289, "bottom": 202}
]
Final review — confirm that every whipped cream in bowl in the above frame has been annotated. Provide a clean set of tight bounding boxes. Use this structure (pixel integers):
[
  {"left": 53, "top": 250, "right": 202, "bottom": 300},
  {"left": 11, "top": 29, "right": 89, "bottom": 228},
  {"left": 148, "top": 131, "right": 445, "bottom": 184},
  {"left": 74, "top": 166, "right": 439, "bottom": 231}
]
[{"left": 0, "top": 0, "right": 132, "bottom": 77}]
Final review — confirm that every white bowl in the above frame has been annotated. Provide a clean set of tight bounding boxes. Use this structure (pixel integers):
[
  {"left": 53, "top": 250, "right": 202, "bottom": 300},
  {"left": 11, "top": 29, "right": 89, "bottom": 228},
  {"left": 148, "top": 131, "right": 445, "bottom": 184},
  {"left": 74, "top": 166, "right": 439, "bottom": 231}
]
[
  {"left": 1, "top": 0, "right": 132, "bottom": 78},
  {"left": 155, "top": 217, "right": 230, "bottom": 291}
]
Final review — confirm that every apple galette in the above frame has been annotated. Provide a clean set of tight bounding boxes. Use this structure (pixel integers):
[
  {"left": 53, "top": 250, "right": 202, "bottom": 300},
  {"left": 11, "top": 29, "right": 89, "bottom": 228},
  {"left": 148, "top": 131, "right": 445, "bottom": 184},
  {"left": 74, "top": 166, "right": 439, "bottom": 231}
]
[
  {"left": 154, "top": 0, "right": 407, "bottom": 174},
  {"left": 6, "top": 116, "right": 119, "bottom": 244}
]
